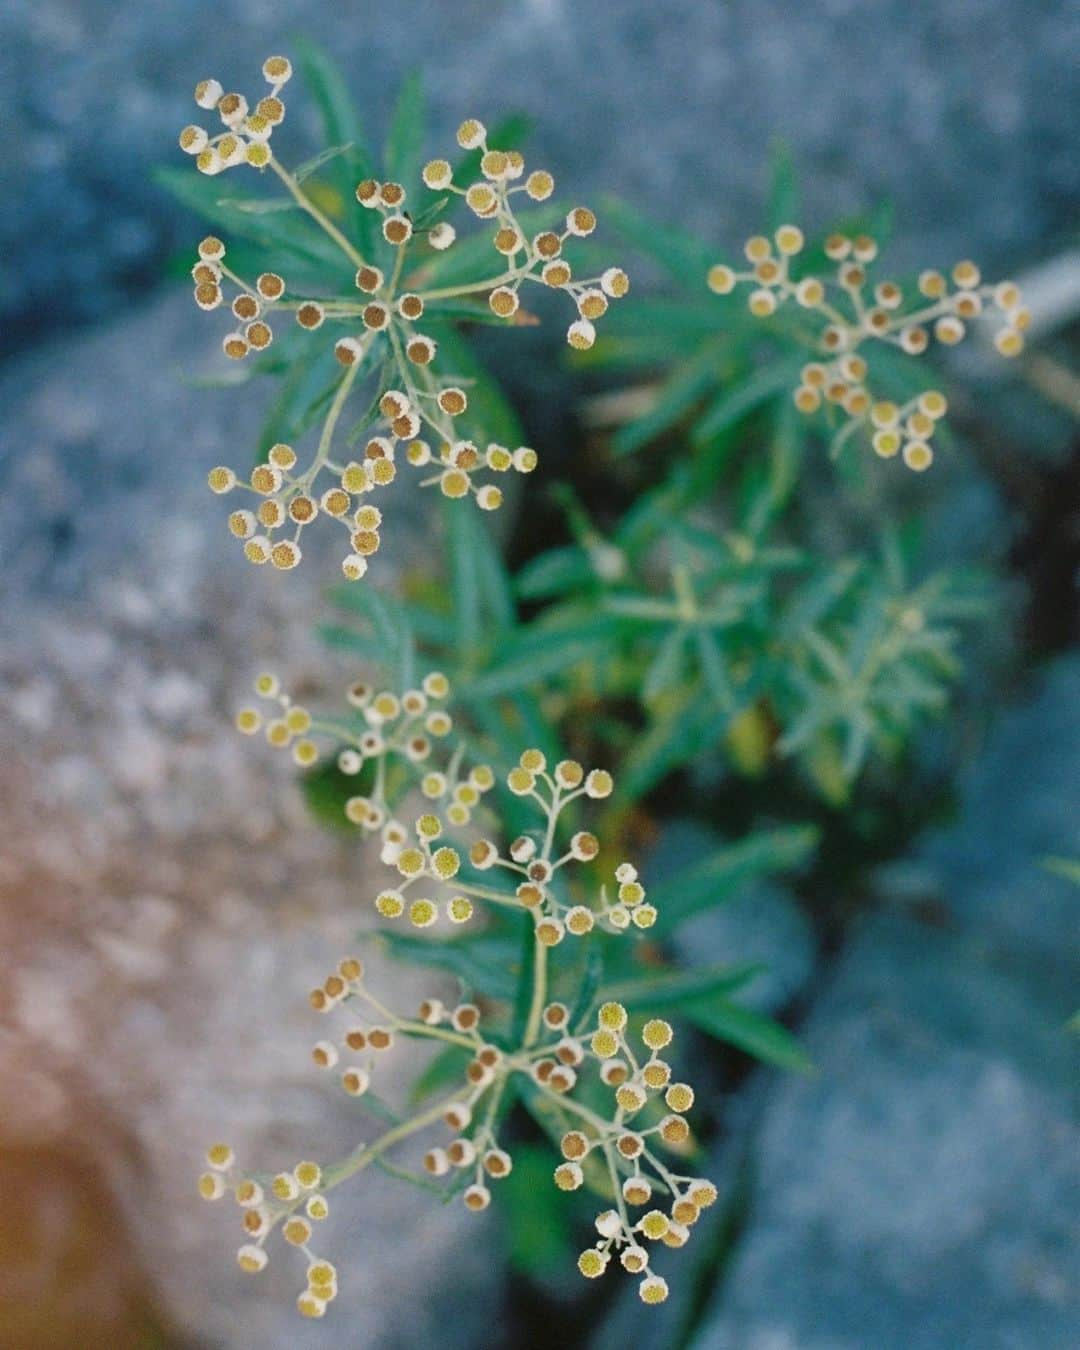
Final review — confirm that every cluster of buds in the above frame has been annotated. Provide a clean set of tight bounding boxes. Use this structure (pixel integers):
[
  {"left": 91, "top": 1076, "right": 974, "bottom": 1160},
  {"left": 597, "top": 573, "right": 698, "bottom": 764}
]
[
  {"left": 179, "top": 56, "right": 293, "bottom": 175},
  {"left": 184, "top": 59, "right": 628, "bottom": 578},
  {"left": 546, "top": 1001, "right": 716, "bottom": 1303},
  {"left": 202, "top": 964, "right": 714, "bottom": 1315},
  {"left": 234, "top": 669, "right": 498, "bottom": 835},
  {"left": 374, "top": 748, "right": 655, "bottom": 937},
  {"left": 419, "top": 119, "right": 630, "bottom": 351},
  {"left": 707, "top": 226, "right": 1028, "bottom": 469}
]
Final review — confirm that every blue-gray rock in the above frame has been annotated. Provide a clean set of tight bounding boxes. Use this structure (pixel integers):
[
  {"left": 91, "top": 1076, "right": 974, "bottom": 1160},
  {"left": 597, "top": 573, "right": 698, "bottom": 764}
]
[
  {"left": 689, "top": 912, "right": 1079, "bottom": 1350},
  {"left": 0, "top": 293, "right": 500, "bottom": 1349},
  {"left": 2, "top": 0, "right": 1077, "bottom": 346},
  {"left": 685, "top": 655, "right": 1080, "bottom": 1350}
]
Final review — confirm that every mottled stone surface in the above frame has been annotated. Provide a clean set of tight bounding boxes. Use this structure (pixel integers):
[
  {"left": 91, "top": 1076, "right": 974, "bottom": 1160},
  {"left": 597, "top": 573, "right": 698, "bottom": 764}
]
[
  {"left": 0, "top": 294, "right": 499, "bottom": 1348},
  {"left": 2, "top": 0, "right": 1077, "bottom": 344},
  {"left": 682, "top": 656, "right": 1080, "bottom": 1350}
]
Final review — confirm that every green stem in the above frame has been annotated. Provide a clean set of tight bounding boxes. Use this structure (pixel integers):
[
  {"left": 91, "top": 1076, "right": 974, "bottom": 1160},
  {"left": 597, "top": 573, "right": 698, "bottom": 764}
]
[
  {"left": 523, "top": 933, "right": 548, "bottom": 1048},
  {"left": 320, "top": 1090, "right": 460, "bottom": 1190},
  {"left": 301, "top": 359, "right": 361, "bottom": 489},
  {"left": 269, "top": 156, "right": 368, "bottom": 271}
]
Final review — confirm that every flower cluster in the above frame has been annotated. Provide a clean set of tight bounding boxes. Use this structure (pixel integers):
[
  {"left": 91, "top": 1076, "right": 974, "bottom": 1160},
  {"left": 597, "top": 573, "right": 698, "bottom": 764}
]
[
  {"left": 235, "top": 669, "right": 499, "bottom": 836},
  {"left": 184, "top": 58, "right": 627, "bottom": 577},
  {"left": 201, "top": 963, "right": 714, "bottom": 1315},
  {"left": 554, "top": 1002, "right": 717, "bottom": 1303},
  {"left": 179, "top": 55, "right": 293, "bottom": 175},
  {"left": 376, "top": 748, "right": 656, "bottom": 936},
  {"left": 707, "top": 226, "right": 1028, "bottom": 469}
]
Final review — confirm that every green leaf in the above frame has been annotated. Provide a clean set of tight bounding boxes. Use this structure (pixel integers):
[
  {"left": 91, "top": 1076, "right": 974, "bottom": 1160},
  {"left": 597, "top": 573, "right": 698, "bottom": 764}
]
[
  {"left": 598, "top": 963, "right": 762, "bottom": 1011},
  {"left": 255, "top": 340, "right": 344, "bottom": 459},
  {"left": 514, "top": 545, "right": 594, "bottom": 601},
  {"left": 218, "top": 195, "right": 299, "bottom": 215},
  {"left": 649, "top": 826, "right": 819, "bottom": 938},
  {"left": 154, "top": 166, "right": 346, "bottom": 272},
  {"left": 294, "top": 143, "right": 355, "bottom": 183},
  {"left": 294, "top": 38, "right": 378, "bottom": 257},
  {"left": 683, "top": 997, "right": 814, "bottom": 1073},
  {"left": 642, "top": 626, "right": 690, "bottom": 704},
  {"left": 765, "top": 140, "right": 799, "bottom": 234},
  {"left": 613, "top": 343, "right": 724, "bottom": 456},
  {"left": 446, "top": 498, "right": 483, "bottom": 655},
  {"left": 463, "top": 617, "right": 623, "bottom": 700},
  {"left": 692, "top": 358, "right": 802, "bottom": 448},
  {"left": 1041, "top": 856, "right": 1080, "bottom": 885},
  {"left": 384, "top": 71, "right": 426, "bottom": 188},
  {"left": 510, "top": 913, "right": 537, "bottom": 1045},
  {"left": 381, "top": 930, "right": 521, "bottom": 1002},
  {"left": 503, "top": 1144, "right": 577, "bottom": 1278},
  {"left": 600, "top": 194, "right": 716, "bottom": 288},
  {"left": 409, "top": 1043, "right": 471, "bottom": 1105},
  {"left": 616, "top": 693, "right": 730, "bottom": 801}
]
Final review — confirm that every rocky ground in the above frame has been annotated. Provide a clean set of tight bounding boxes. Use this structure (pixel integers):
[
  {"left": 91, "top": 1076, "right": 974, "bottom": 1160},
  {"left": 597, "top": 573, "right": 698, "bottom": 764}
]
[
  {"left": 0, "top": 294, "right": 500, "bottom": 1349},
  {"left": 594, "top": 657, "right": 1080, "bottom": 1350},
  {"left": 2, "top": 7, "right": 1077, "bottom": 1344},
  {"left": 3, "top": 0, "right": 1077, "bottom": 349}
]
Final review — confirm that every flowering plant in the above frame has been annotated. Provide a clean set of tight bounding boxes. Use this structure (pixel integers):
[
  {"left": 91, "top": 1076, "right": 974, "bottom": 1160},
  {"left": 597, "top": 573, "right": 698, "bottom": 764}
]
[{"left": 169, "top": 47, "right": 1013, "bottom": 1328}]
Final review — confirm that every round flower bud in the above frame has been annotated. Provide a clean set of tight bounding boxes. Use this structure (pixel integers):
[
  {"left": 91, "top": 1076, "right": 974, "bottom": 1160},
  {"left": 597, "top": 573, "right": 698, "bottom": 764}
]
[
  {"left": 748, "top": 288, "right": 778, "bottom": 317},
  {"left": 483, "top": 1148, "right": 512, "bottom": 1178},
  {"left": 566, "top": 206, "right": 597, "bottom": 237},
  {"left": 464, "top": 1183, "right": 491, "bottom": 1212},
  {"left": 456, "top": 118, "right": 487, "bottom": 149},
  {"left": 577, "top": 1248, "right": 608, "bottom": 1278},
  {"left": 536, "top": 918, "right": 565, "bottom": 947},
  {"left": 451, "top": 1003, "right": 480, "bottom": 1032},
  {"left": 620, "top": 1244, "right": 648, "bottom": 1273},
  {"left": 198, "top": 1171, "right": 226, "bottom": 1200},
  {"left": 689, "top": 1178, "right": 719, "bottom": 1208},
  {"left": 526, "top": 170, "right": 554, "bottom": 200},
  {"left": 342, "top": 1067, "right": 370, "bottom": 1096},
  {"left": 623, "top": 1176, "right": 652, "bottom": 1207},
  {"left": 639, "top": 1210, "right": 670, "bottom": 1241},
  {"left": 601, "top": 267, "right": 630, "bottom": 298},
  {"left": 237, "top": 1243, "right": 268, "bottom": 1273},
  {"left": 297, "top": 1290, "right": 326, "bottom": 1319},
  {"left": 707, "top": 264, "right": 737, "bottom": 294},
  {"left": 639, "top": 1276, "right": 669, "bottom": 1305},
  {"left": 585, "top": 768, "right": 614, "bottom": 798},
  {"left": 424, "top": 1147, "right": 450, "bottom": 1176},
  {"left": 642, "top": 1018, "right": 673, "bottom": 1050},
  {"left": 409, "top": 897, "right": 438, "bottom": 928},
  {"left": 554, "top": 1162, "right": 583, "bottom": 1191},
  {"left": 567, "top": 319, "right": 596, "bottom": 350},
  {"left": 429, "top": 222, "right": 456, "bottom": 250},
  {"left": 566, "top": 906, "right": 594, "bottom": 935},
  {"left": 422, "top": 158, "right": 453, "bottom": 189},
  {"left": 194, "top": 78, "right": 224, "bottom": 109},
  {"left": 489, "top": 286, "right": 519, "bottom": 318},
  {"left": 591, "top": 1028, "right": 619, "bottom": 1059},
  {"left": 903, "top": 440, "right": 934, "bottom": 472}
]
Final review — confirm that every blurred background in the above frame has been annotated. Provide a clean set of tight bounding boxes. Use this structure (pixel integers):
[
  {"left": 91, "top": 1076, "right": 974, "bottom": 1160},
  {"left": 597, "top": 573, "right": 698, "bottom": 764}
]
[{"left": 0, "top": 2, "right": 1077, "bottom": 1347}]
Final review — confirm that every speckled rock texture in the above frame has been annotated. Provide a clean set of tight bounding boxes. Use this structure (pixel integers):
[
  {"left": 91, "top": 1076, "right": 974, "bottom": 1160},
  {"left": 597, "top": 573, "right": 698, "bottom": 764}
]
[
  {"left": 0, "top": 293, "right": 499, "bottom": 1348},
  {"left": 2, "top": 0, "right": 1077, "bottom": 346},
  {"left": 684, "top": 657, "right": 1080, "bottom": 1350}
]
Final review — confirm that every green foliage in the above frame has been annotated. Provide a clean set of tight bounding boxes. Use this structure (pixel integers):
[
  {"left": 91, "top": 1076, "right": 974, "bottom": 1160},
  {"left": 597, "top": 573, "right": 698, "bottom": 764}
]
[{"left": 176, "top": 53, "right": 1009, "bottom": 1313}]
